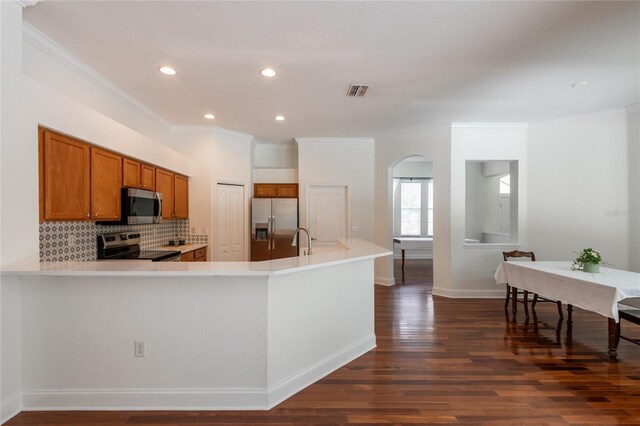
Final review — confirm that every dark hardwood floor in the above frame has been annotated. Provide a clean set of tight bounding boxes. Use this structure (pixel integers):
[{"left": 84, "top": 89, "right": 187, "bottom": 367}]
[{"left": 8, "top": 259, "right": 640, "bottom": 425}]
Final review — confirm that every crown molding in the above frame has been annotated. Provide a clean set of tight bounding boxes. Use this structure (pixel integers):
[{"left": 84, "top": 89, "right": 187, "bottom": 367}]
[
  {"left": 295, "top": 137, "right": 374, "bottom": 145},
  {"left": 528, "top": 108, "right": 627, "bottom": 128},
  {"left": 22, "top": 22, "right": 172, "bottom": 130},
  {"left": 16, "top": 0, "right": 42, "bottom": 8},
  {"left": 172, "top": 125, "right": 254, "bottom": 141},
  {"left": 625, "top": 102, "right": 639, "bottom": 114},
  {"left": 451, "top": 122, "right": 529, "bottom": 129}
]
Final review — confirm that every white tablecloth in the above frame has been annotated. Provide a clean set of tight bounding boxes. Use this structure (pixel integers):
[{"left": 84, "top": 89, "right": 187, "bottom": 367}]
[{"left": 495, "top": 261, "right": 640, "bottom": 321}]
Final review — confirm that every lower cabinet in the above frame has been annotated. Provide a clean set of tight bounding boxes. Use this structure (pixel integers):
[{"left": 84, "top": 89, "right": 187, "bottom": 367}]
[{"left": 180, "top": 246, "right": 207, "bottom": 262}]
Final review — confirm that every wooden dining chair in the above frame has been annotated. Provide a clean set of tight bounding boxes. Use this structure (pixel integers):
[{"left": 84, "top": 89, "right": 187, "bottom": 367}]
[{"left": 503, "top": 250, "right": 564, "bottom": 319}]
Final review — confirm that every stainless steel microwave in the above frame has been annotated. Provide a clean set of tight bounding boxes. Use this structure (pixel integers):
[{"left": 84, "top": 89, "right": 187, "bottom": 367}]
[{"left": 102, "top": 188, "right": 162, "bottom": 225}]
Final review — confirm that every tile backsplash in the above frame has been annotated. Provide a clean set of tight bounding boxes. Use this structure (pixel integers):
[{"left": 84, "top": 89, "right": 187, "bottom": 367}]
[{"left": 39, "top": 219, "right": 208, "bottom": 262}]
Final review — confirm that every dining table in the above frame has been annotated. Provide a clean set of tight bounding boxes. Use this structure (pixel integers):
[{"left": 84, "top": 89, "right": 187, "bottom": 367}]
[{"left": 495, "top": 260, "right": 640, "bottom": 362}]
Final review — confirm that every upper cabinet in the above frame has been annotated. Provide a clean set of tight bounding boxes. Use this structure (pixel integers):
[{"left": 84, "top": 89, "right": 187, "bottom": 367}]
[
  {"left": 123, "top": 158, "right": 156, "bottom": 191},
  {"left": 276, "top": 184, "right": 298, "bottom": 198},
  {"left": 39, "top": 129, "right": 91, "bottom": 221},
  {"left": 155, "top": 168, "right": 174, "bottom": 220},
  {"left": 254, "top": 183, "right": 298, "bottom": 198},
  {"left": 174, "top": 174, "right": 189, "bottom": 219},
  {"left": 39, "top": 127, "right": 188, "bottom": 222},
  {"left": 140, "top": 164, "right": 155, "bottom": 190},
  {"left": 91, "top": 147, "right": 122, "bottom": 221},
  {"left": 122, "top": 158, "right": 141, "bottom": 188}
]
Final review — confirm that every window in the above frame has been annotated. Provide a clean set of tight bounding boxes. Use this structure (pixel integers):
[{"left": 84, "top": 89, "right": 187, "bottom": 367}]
[
  {"left": 499, "top": 174, "right": 510, "bottom": 194},
  {"left": 400, "top": 182, "right": 421, "bottom": 236},
  {"left": 393, "top": 178, "right": 433, "bottom": 237}
]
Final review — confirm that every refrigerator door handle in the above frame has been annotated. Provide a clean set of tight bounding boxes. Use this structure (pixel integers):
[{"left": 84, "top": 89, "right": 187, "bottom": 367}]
[
  {"left": 267, "top": 216, "right": 272, "bottom": 250},
  {"left": 271, "top": 216, "right": 276, "bottom": 250}
]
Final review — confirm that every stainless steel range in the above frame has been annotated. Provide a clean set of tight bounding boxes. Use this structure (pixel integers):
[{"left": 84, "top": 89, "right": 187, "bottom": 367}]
[{"left": 97, "top": 231, "right": 181, "bottom": 262}]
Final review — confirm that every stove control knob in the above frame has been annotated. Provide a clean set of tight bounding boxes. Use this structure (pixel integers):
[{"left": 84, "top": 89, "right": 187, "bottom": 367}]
[{"left": 120, "top": 234, "right": 128, "bottom": 240}]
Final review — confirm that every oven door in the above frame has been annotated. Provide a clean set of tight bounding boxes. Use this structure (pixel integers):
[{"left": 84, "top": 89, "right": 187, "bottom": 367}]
[{"left": 123, "top": 188, "right": 162, "bottom": 224}]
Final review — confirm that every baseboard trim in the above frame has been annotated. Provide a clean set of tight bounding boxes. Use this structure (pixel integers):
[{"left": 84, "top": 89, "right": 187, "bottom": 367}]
[
  {"left": 433, "top": 287, "right": 504, "bottom": 298},
  {"left": 18, "top": 335, "right": 377, "bottom": 413},
  {"left": 1, "top": 393, "right": 22, "bottom": 424},
  {"left": 267, "top": 334, "right": 376, "bottom": 408},
  {"left": 21, "top": 388, "right": 267, "bottom": 411},
  {"left": 374, "top": 276, "right": 395, "bottom": 286}
]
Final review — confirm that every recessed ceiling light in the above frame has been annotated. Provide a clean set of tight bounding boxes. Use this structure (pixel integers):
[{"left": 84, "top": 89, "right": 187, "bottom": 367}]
[
  {"left": 260, "top": 68, "right": 277, "bottom": 78},
  {"left": 158, "top": 66, "right": 176, "bottom": 76},
  {"left": 274, "top": 115, "right": 285, "bottom": 121},
  {"left": 571, "top": 81, "right": 588, "bottom": 88},
  {"left": 204, "top": 113, "right": 215, "bottom": 120}
]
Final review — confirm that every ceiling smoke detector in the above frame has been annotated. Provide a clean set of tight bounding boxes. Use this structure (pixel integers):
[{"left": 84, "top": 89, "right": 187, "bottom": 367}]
[{"left": 346, "top": 84, "right": 369, "bottom": 97}]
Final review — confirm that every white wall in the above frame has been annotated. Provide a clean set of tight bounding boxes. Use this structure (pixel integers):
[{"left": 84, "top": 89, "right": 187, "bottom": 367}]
[
  {"left": 465, "top": 162, "right": 484, "bottom": 242},
  {"left": 392, "top": 159, "right": 433, "bottom": 178},
  {"left": 252, "top": 142, "right": 298, "bottom": 185},
  {"left": 449, "top": 125, "right": 528, "bottom": 297},
  {"left": 172, "top": 127, "right": 254, "bottom": 261},
  {"left": 374, "top": 126, "right": 452, "bottom": 287},
  {"left": 296, "top": 138, "right": 375, "bottom": 243},
  {"left": 22, "top": 23, "right": 173, "bottom": 147},
  {"left": 627, "top": 104, "right": 640, "bottom": 272},
  {"left": 254, "top": 142, "right": 297, "bottom": 169},
  {"left": 528, "top": 111, "right": 630, "bottom": 270}
]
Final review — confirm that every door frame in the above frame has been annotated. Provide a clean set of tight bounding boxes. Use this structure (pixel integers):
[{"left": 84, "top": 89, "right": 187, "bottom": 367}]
[
  {"left": 305, "top": 184, "right": 351, "bottom": 244},
  {"left": 214, "top": 180, "right": 248, "bottom": 261}
]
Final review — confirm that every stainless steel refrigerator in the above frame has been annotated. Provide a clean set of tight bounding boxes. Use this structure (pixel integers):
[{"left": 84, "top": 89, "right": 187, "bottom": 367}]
[{"left": 251, "top": 198, "right": 299, "bottom": 261}]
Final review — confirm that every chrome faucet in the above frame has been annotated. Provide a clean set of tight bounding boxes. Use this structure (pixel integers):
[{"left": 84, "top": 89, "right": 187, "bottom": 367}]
[{"left": 291, "top": 227, "right": 313, "bottom": 256}]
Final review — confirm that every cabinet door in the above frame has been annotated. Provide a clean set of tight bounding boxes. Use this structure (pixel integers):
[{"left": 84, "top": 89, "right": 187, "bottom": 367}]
[
  {"left": 254, "top": 184, "right": 277, "bottom": 198},
  {"left": 174, "top": 174, "right": 189, "bottom": 219},
  {"left": 156, "top": 169, "right": 174, "bottom": 219},
  {"left": 181, "top": 251, "right": 195, "bottom": 262},
  {"left": 276, "top": 183, "right": 298, "bottom": 198},
  {"left": 91, "top": 147, "right": 122, "bottom": 221},
  {"left": 140, "top": 164, "right": 155, "bottom": 190},
  {"left": 122, "top": 157, "right": 141, "bottom": 188},
  {"left": 41, "top": 130, "right": 91, "bottom": 221}
]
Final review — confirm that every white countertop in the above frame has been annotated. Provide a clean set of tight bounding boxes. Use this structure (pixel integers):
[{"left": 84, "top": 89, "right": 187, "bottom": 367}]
[
  {"left": 153, "top": 243, "right": 208, "bottom": 254},
  {"left": 1, "top": 239, "right": 391, "bottom": 277}
]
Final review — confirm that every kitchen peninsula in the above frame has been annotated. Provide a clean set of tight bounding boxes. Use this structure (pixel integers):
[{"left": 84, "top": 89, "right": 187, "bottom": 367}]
[{"left": 1, "top": 240, "right": 390, "bottom": 411}]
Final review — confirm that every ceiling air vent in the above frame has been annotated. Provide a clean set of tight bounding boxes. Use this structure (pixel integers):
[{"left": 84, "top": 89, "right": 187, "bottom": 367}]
[{"left": 346, "top": 84, "right": 369, "bottom": 97}]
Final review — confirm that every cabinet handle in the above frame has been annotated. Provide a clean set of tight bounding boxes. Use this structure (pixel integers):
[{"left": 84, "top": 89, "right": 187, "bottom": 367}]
[{"left": 85, "top": 213, "right": 90, "bottom": 218}]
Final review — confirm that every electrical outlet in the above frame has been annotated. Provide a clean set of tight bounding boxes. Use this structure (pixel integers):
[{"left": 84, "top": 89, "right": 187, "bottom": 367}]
[
  {"left": 134, "top": 341, "right": 146, "bottom": 357},
  {"left": 352, "top": 225, "right": 358, "bottom": 232},
  {"left": 67, "top": 233, "right": 75, "bottom": 246},
  {"left": 191, "top": 226, "right": 196, "bottom": 234}
]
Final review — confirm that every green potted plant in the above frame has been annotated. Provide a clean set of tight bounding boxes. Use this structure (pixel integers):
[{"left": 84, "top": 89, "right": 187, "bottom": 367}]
[{"left": 571, "top": 248, "right": 604, "bottom": 273}]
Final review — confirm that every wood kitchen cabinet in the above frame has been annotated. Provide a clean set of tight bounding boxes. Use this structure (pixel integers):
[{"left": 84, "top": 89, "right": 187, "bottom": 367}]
[
  {"left": 254, "top": 183, "right": 298, "bottom": 198},
  {"left": 123, "top": 158, "right": 156, "bottom": 191},
  {"left": 155, "top": 168, "right": 174, "bottom": 219},
  {"left": 122, "top": 157, "right": 141, "bottom": 188},
  {"left": 140, "top": 164, "right": 155, "bottom": 190},
  {"left": 90, "top": 147, "right": 122, "bottom": 221},
  {"left": 39, "top": 129, "right": 91, "bottom": 221},
  {"left": 179, "top": 246, "right": 207, "bottom": 262},
  {"left": 39, "top": 127, "right": 188, "bottom": 222},
  {"left": 174, "top": 174, "right": 189, "bottom": 219}
]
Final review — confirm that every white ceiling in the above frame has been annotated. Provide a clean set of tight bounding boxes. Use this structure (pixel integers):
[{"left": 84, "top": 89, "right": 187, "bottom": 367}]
[{"left": 24, "top": 1, "right": 639, "bottom": 143}]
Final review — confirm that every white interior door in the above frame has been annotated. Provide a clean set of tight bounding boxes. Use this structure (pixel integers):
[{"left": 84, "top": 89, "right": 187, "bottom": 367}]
[
  {"left": 216, "top": 184, "right": 244, "bottom": 261},
  {"left": 308, "top": 185, "right": 348, "bottom": 247}
]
